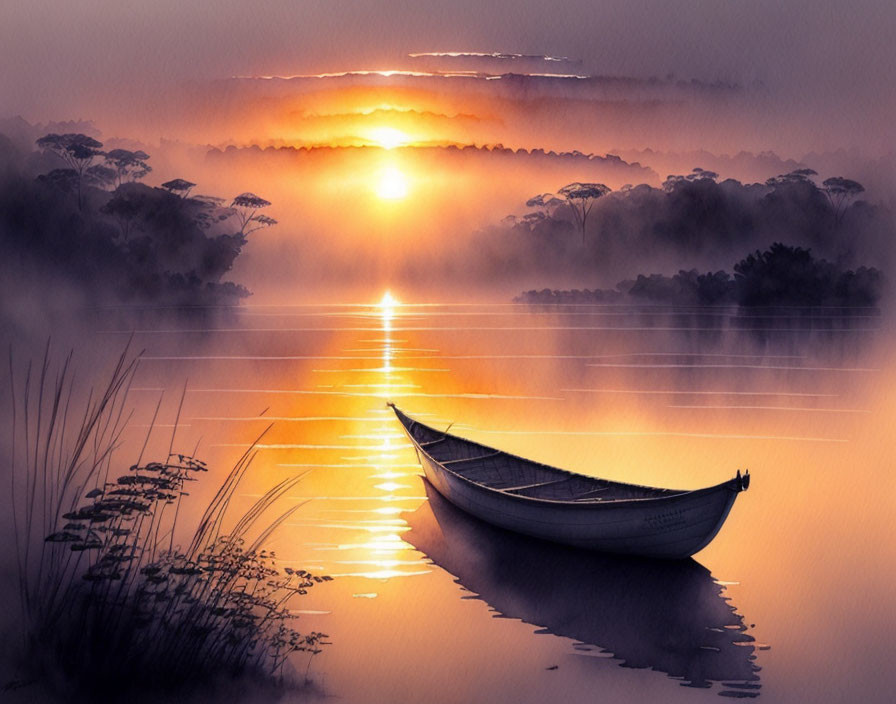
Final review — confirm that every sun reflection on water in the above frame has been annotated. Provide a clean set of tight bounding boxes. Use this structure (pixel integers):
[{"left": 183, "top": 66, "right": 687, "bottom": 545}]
[{"left": 311, "top": 290, "right": 428, "bottom": 579}]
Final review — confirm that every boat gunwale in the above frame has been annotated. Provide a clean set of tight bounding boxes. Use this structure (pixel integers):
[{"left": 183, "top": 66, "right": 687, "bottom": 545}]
[{"left": 390, "top": 404, "right": 742, "bottom": 509}]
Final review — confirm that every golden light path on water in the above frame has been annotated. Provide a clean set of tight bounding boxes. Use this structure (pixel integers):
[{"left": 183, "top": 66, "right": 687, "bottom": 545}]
[
  {"left": 291, "top": 290, "right": 431, "bottom": 581},
  {"left": 347, "top": 291, "right": 431, "bottom": 578}
]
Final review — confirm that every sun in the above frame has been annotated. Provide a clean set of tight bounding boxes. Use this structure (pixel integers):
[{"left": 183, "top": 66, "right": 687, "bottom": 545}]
[
  {"left": 378, "top": 290, "right": 398, "bottom": 322},
  {"left": 379, "top": 291, "right": 399, "bottom": 309},
  {"left": 366, "top": 127, "right": 409, "bottom": 150},
  {"left": 376, "top": 167, "right": 409, "bottom": 200}
]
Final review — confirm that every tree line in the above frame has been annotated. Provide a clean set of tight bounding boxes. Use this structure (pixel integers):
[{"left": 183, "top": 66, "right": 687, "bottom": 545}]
[
  {"left": 0, "top": 131, "right": 277, "bottom": 313},
  {"left": 463, "top": 164, "right": 891, "bottom": 293},
  {"left": 517, "top": 243, "right": 883, "bottom": 307}
]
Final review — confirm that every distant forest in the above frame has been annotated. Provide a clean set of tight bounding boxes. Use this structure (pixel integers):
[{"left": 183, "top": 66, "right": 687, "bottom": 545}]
[
  {"left": 496, "top": 169, "right": 890, "bottom": 305},
  {"left": 517, "top": 243, "right": 883, "bottom": 307},
  {"left": 0, "top": 125, "right": 275, "bottom": 321}
]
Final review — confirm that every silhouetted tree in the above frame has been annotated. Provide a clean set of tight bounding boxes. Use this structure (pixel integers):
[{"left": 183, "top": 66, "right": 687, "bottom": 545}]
[
  {"left": 663, "top": 167, "right": 719, "bottom": 191},
  {"left": 557, "top": 182, "right": 611, "bottom": 244},
  {"left": 688, "top": 167, "right": 719, "bottom": 182},
  {"left": 104, "top": 148, "right": 151, "bottom": 186},
  {"left": 230, "top": 192, "right": 277, "bottom": 235},
  {"left": 626, "top": 269, "right": 735, "bottom": 304},
  {"left": 765, "top": 168, "right": 817, "bottom": 188},
  {"left": 525, "top": 193, "right": 565, "bottom": 213},
  {"left": 161, "top": 178, "right": 196, "bottom": 198},
  {"left": 101, "top": 188, "right": 144, "bottom": 240},
  {"left": 191, "top": 195, "right": 228, "bottom": 230},
  {"left": 36, "top": 168, "right": 79, "bottom": 195},
  {"left": 696, "top": 270, "right": 735, "bottom": 303},
  {"left": 822, "top": 177, "right": 865, "bottom": 226},
  {"left": 734, "top": 243, "right": 832, "bottom": 305},
  {"left": 35, "top": 133, "right": 104, "bottom": 209},
  {"left": 86, "top": 164, "right": 117, "bottom": 190},
  {"left": 732, "top": 243, "right": 883, "bottom": 306}
]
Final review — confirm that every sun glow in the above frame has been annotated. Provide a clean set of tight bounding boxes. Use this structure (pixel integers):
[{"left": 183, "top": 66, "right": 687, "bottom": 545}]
[
  {"left": 379, "top": 291, "right": 399, "bottom": 310},
  {"left": 376, "top": 167, "right": 409, "bottom": 200},
  {"left": 366, "top": 126, "right": 410, "bottom": 149}
]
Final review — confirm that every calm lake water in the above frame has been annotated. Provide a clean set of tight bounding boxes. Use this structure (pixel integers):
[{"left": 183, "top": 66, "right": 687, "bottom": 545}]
[{"left": 97, "top": 299, "right": 894, "bottom": 704}]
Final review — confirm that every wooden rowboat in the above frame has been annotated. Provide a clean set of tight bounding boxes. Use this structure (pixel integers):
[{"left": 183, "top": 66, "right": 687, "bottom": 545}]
[{"left": 390, "top": 404, "right": 749, "bottom": 559}]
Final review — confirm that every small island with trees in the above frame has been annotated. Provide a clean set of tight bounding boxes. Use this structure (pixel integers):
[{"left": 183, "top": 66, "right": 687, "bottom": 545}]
[
  {"left": 511, "top": 169, "right": 886, "bottom": 308},
  {"left": 0, "top": 128, "right": 277, "bottom": 318}
]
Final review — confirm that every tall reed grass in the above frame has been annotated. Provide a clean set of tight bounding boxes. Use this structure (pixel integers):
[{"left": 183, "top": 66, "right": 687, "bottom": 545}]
[{"left": 6, "top": 343, "right": 329, "bottom": 699}]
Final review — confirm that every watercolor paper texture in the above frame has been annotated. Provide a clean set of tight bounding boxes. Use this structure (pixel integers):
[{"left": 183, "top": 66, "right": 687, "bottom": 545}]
[{"left": 1, "top": 2, "right": 894, "bottom": 703}]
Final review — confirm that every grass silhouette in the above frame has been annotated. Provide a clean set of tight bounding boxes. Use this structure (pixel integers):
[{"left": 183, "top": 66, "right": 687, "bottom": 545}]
[{"left": 6, "top": 343, "right": 329, "bottom": 700}]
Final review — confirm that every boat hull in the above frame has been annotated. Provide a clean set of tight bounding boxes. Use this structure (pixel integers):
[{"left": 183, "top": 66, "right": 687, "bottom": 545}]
[
  {"left": 417, "top": 452, "right": 739, "bottom": 559},
  {"left": 391, "top": 405, "right": 747, "bottom": 559}
]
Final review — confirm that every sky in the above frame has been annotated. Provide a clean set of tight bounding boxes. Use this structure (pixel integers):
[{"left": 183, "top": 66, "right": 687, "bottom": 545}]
[{"left": 3, "top": 0, "right": 895, "bottom": 151}]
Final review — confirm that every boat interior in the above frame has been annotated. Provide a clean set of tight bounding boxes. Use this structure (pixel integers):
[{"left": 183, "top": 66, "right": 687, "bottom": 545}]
[{"left": 394, "top": 408, "right": 685, "bottom": 503}]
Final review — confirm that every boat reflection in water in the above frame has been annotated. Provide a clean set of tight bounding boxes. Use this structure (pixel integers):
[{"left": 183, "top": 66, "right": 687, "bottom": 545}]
[{"left": 404, "top": 480, "right": 763, "bottom": 698}]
